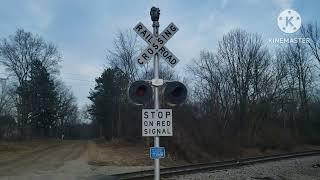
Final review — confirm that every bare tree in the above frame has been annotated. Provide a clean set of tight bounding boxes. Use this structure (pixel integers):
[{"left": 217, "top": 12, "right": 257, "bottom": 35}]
[
  {"left": 188, "top": 29, "right": 273, "bottom": 148},
  {"left": 188, "top": 51, "right": 231, "bottom": 143},
  {"left": 0, "top": 29, "right": 61, "bottom": 136},
  {"left": 140, "top": 64, "right": 177, "bottom": 80},
  {"left": 55, "top": 80, "right": 79, "bottom": 129},
  {"left": 79, "top": 104, "right": 92, "bottom": 124},
  {"left": 106, "top": 29, "right": 141, "bottom": 82},
  {"left": 0, "top": 78, "right": 15, "bottom": 116},
  {"left": 216, "top": 29, "right": 270, "bottom": 138},
  {"left": 284, "top": 43, "right": 313, "bottom": 126},
  {"left": 0, "top": 29, "right": 61, "bottom": 85},
  {"left": 301, "top": 23, "right": 320, "bottom": 65}
]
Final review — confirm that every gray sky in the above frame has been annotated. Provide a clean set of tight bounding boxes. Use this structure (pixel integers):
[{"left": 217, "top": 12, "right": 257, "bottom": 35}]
[{"left": 0, "top": 0, "right": 319, "bottom": 107}]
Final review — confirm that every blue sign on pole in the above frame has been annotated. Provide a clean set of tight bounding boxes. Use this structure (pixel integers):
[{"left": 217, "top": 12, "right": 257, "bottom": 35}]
[{"left": 150, "top": 147, "right": 165, "bottom": 159}]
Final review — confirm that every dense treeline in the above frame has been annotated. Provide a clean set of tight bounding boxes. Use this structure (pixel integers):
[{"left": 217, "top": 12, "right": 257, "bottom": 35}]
[
  {"left": 180, "top": 29, "right": 320, "bottom": 159},
  {"left": 0, "top": 29, "right": 83, "bottom": 140},
  {"left": 89, "top": 24, "right": 320, "bottom": 160},
  {"left": 1, "top": 23, "right": 319, "bottom": 161}
]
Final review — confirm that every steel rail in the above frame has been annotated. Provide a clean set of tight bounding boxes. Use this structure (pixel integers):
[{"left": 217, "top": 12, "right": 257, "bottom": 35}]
[{"left": 112, "top": 150, "right": 320, "bottom": 179}]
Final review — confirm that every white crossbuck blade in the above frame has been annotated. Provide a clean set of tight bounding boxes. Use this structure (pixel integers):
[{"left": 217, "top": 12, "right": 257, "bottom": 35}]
[{"left": 134, "top": 22, "right": 180, "bottom": 68}]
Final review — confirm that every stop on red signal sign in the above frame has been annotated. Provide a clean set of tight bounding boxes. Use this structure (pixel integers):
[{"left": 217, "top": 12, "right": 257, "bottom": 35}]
[{"left": 142, "top": 109, "right": 172, "bottom": 136}]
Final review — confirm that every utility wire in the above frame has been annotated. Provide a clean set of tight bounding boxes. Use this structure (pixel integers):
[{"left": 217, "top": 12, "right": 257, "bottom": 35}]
[{"left": 0, "top": 72, "right": 97, "bottom": 83}]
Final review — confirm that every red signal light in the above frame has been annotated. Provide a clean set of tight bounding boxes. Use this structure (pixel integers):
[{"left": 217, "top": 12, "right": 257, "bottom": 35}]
[
  {"left": 171, "top": 86, "right": 183, "bottom": 97},
  {"left": 136, "top": 85, "right": 147, "bottom": 97}
]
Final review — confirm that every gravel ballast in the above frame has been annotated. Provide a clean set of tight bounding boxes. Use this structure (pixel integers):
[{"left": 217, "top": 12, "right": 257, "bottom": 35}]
[{"left": 165, "top": 155, "right": 320, "bottom": 180}]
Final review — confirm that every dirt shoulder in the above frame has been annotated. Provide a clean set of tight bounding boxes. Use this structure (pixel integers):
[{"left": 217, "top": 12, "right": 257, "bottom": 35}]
[
  {"left": 0, "top": 139, "right": 86, "bottom": 176},
  {"left": 0, "top": 139, "right": 185, "bottom": 178}
]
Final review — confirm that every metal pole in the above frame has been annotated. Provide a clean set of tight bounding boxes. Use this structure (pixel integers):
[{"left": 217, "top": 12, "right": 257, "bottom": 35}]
[
  {"left": 153, "top": 19, "right": 160, "bottom": 180},
  {"left": 150, "top": 7, "right": 161, "bottom": 180}
]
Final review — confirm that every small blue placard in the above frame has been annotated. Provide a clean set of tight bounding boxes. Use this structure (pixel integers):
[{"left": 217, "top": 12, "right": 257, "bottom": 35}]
[{"left": 150, "top": 147, "right": 165, "bottom": 159}]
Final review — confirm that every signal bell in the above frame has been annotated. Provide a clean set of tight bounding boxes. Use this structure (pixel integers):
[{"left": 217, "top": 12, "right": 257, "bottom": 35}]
[
  {"left": 163, "top": 81, "right": 187, "bottom": 106},
  {"left": 128, "top": 80, "right": 152, "bottom": 105}
]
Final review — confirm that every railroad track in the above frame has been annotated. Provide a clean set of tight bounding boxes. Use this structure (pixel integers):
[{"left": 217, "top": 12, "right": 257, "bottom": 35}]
[{"left": 112, "top": 150, "right": 320, "bottom": 179}]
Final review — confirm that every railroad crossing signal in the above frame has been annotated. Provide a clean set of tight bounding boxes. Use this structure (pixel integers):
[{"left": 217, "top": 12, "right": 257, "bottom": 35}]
[
  {"left": 128, "top": 81, "right": 187, "bottom": 107},
  {"left": 134, "top": 22, "right": 180, "bottom": 67},
  {"left": 129, "top": 7, "right": 187, "bottom": 180}
]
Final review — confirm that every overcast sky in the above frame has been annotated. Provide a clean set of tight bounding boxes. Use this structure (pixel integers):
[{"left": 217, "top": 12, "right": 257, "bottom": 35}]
[{"left": 0, "top": 0, "right": 319, "bottom": 107}]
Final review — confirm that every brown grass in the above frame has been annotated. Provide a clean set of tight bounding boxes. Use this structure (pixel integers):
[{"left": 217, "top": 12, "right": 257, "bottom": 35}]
[{"left": 87, "top": 139, "right": 188, "bottom": 167}]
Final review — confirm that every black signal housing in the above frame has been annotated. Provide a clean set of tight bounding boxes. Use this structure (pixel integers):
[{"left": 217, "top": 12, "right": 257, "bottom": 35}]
[
  {"left": 128, "top": 80, "right": 153, "bottom": 105},
  {"left": 163, "top": 81, "right": 187, "bottom": 106}
]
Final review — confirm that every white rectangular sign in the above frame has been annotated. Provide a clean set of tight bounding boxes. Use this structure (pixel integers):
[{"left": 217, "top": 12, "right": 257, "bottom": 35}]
[{"left": 142, "top": 109, "right": 173, "bottom": 137}]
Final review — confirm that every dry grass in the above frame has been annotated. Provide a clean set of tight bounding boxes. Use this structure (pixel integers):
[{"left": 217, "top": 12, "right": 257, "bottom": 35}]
[
  {"left": 87, "top": 139, "right": 188, "bottom": 167},
  {"left": 0, "top": 139, "right": 66, "bottom": 165},
  {"left": 88, "top": 140, "right": 152, "bottom": 166}
]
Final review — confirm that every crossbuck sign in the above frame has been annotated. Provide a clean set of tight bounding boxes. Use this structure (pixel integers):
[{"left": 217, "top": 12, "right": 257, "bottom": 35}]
[{"left": 134, "top": 22, "right": 180, "bottom": 67}]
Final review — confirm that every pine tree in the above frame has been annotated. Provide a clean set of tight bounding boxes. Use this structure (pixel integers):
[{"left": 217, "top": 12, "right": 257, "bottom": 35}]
[
  {"left": 29, "top": 60, "right": 57, "bottom": 137},
  {"left": 88, "top": 68, "right": 128, "bottom": 139}
]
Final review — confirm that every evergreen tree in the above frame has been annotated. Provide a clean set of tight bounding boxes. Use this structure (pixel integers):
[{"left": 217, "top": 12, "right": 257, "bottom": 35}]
[
  {"left": 29, "top": 60, "right": 57, "bottom": 137},
  {"left": 88, "top": 67, "right": 128, "bottom": 139}
]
